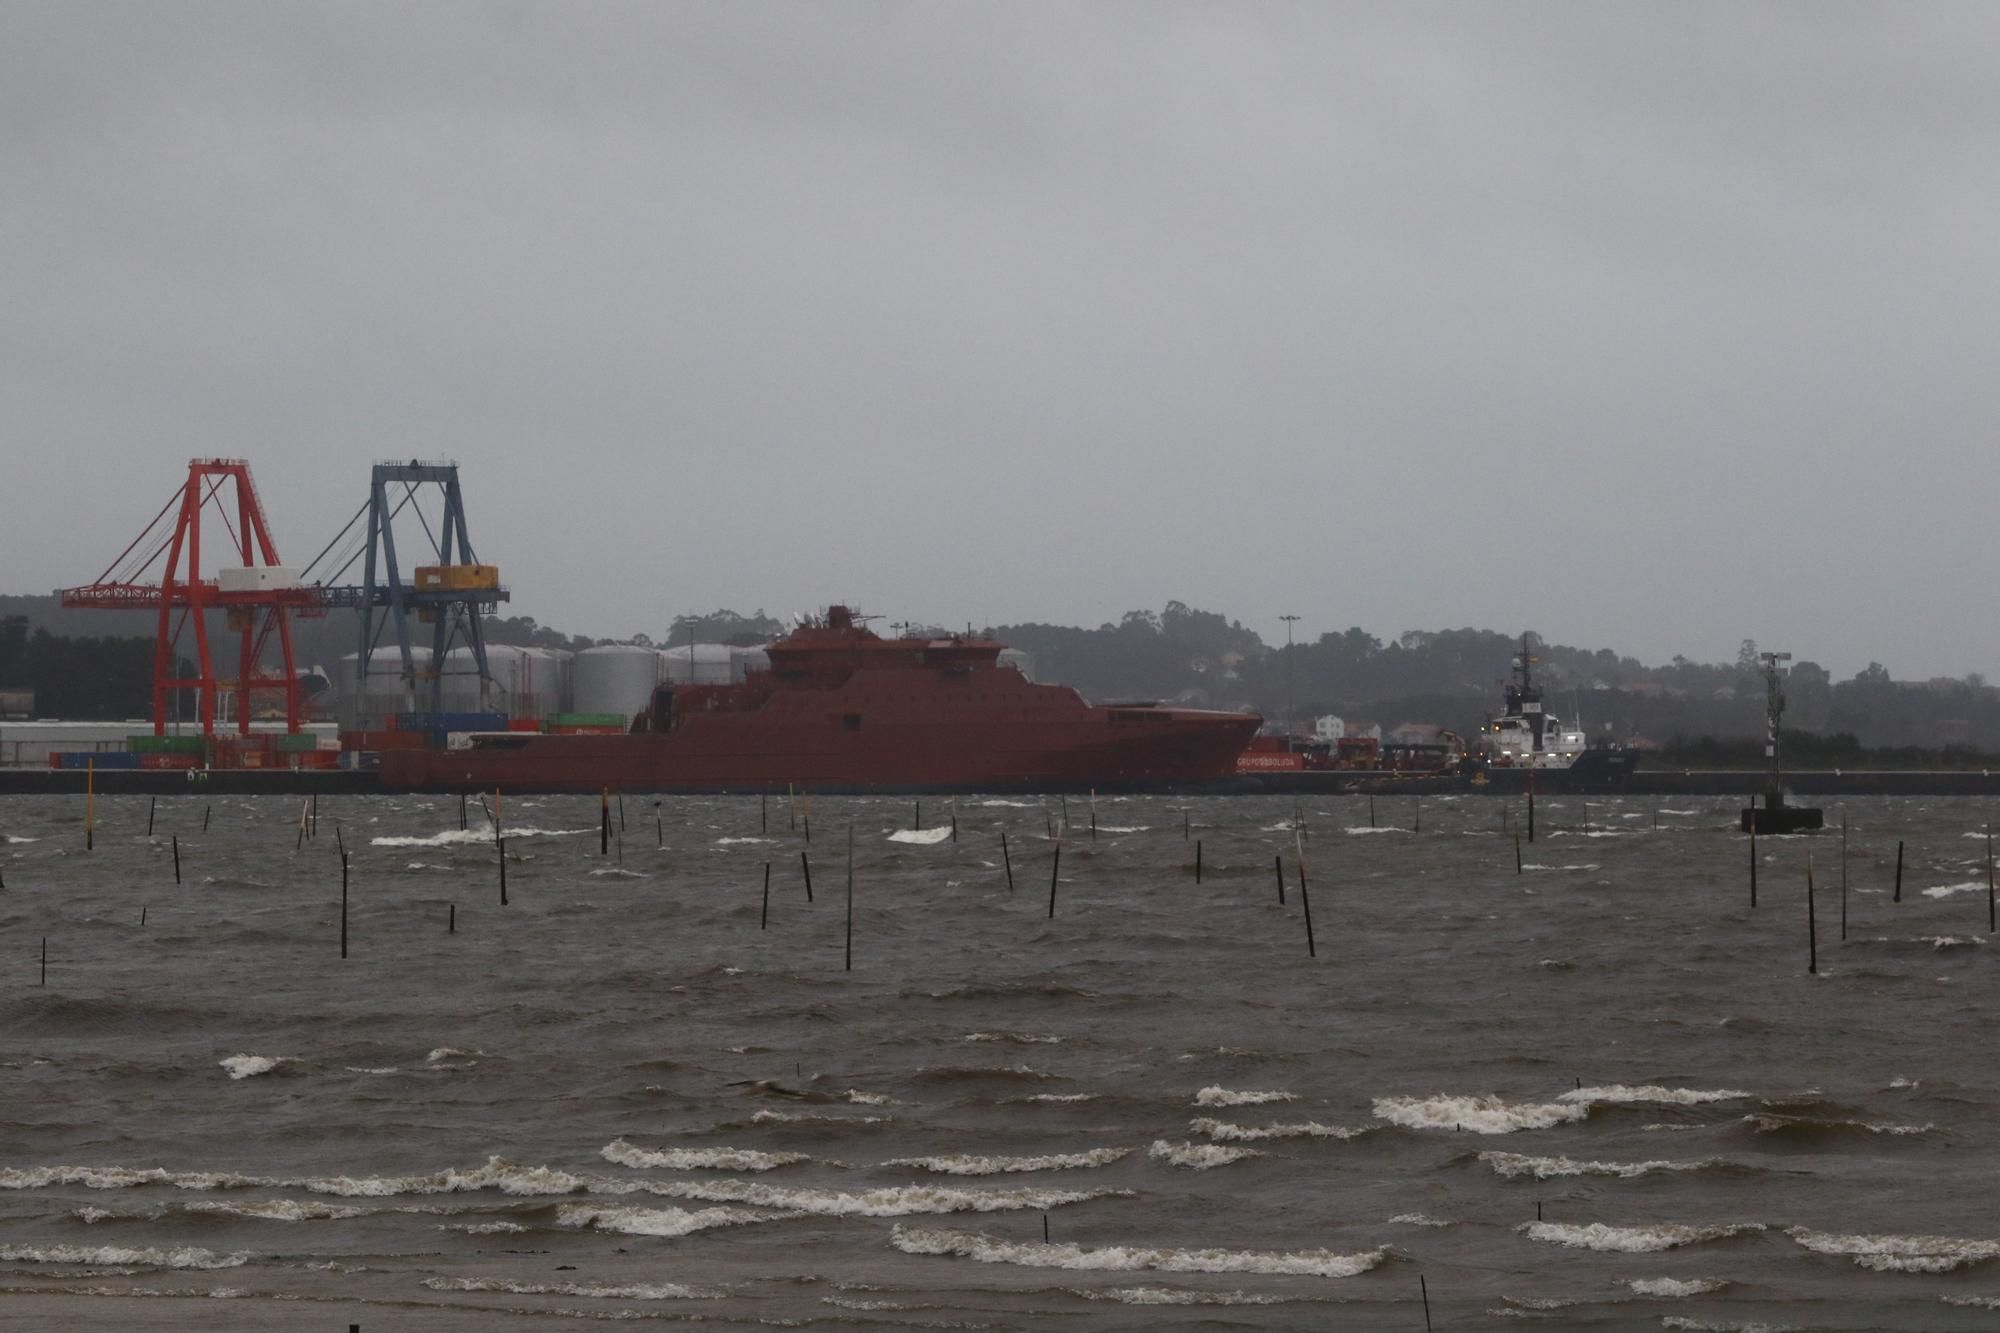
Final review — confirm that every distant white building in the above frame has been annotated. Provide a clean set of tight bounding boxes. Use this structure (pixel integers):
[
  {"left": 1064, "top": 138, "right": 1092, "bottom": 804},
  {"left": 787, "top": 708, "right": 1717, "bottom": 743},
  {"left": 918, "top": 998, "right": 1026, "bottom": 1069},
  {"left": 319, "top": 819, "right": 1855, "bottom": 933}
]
[{"left": 1312, "top": 714, "right": 1344, "bottom": 741}]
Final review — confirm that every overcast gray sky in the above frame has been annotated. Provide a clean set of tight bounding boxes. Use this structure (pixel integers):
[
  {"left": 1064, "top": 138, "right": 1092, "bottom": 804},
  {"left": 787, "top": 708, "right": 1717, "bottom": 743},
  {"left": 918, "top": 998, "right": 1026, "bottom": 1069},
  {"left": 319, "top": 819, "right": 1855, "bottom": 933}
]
[{"left": 6, "top": 2, "right": 1997, "bottom": 678}]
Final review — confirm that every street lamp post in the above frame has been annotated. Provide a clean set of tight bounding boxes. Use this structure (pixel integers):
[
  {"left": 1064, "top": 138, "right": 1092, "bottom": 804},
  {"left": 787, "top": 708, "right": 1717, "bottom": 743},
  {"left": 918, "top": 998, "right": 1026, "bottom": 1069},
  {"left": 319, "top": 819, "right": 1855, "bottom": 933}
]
[{"left": 1280, "top": 614, "right": 1300, "bottom": 751}]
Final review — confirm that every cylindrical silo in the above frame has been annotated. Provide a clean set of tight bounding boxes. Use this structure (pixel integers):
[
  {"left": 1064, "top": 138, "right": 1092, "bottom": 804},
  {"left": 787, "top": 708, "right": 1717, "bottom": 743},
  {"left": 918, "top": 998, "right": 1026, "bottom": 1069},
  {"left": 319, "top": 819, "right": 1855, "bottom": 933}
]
[
  {"left": 572, "top": 644, "right": 663, "bottom": 718},
  {"left": 339, "top": 647, "right": 434, "bottom": 729}
]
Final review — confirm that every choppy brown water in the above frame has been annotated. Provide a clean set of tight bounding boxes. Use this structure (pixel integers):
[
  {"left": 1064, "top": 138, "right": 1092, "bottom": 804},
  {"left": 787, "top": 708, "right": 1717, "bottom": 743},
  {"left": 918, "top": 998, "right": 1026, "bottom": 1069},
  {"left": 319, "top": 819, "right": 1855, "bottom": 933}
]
[{"left": 3, "top": 792, "right": 1999, "bottom": 1330}]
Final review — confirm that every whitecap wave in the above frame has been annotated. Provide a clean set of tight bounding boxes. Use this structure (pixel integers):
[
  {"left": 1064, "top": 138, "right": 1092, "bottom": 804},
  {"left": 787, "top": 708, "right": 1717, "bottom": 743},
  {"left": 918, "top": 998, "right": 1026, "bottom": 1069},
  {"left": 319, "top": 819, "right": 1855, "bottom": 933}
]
[
  {"left": 1373, "top": 1094, "right": 1586, "bottom": 1133},
  {"left": 370, "top": 825, "right": 589, "bottom": 847},
  {"left": 1194, "top": 1086, "right": 1296, "bottom": 1107},
  {"left": 601, "top": 1140, "right": 807, "bottom": 1173},
  {"left": 1629, "top": 1277, "right": 1727, "bottom": 1297},
  {"left": 649, "top": 1179, "right": 1123, "bottom": 1217},
  {"left": 965, "top": 1031, "right": 1062, "bottom": 1045},
  {"left": 180, "top": 1199, "right": 365, "bottom": 1222},
  {"left": 882, "top": 1149, "right": 1128, "bottom": 1175},
  {"left": 1787, "top": 1226, "right": 2000, "bottom": 1273},
  {"left": 0, "top": 1244, "right": 247, "bottom": 1269},
  {"left": 425, "top": 1275, "right": 723, "bottom": 1299},
  {"left": 1147, "top": 1141, "right": 1260, "bottom": 1170},
  {"left": 1560, "top": 1085, "right": 1749, "bottom": 1105},
  {"left": 1075, "top": 1287, "right": 1284, "bottom": 1304},
  {"left": 218, "top": 1055, "right": 289, "bottom": 1080},
  {"left": 556, "top": 1203, "right": 777, "bottom": 1237},
  {"left": 1520, "top": 1221, "right": 1764, "bottom": 1252},
  {"left": 1390, "top": 1213, "right": 1451, "bottom": 1227},
  {"left": 1189, "top": 1117, "right": 1368, "bottom": 1142},
  {"left": 1480, "top": 1152, "right": 1722, "bottom": 1180},
  {"left": 891, "top": 1223, "right": 1384, "bottom": 1276},
  {"left": 887, "top": 827, "right": 954, "bottom": 845}
]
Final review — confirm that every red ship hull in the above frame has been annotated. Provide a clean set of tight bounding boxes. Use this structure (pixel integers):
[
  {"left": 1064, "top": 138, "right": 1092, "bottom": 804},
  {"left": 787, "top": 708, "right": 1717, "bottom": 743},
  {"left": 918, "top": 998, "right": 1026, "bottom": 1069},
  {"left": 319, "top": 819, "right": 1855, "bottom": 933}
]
[{"left": 378, "top": 610, "right": 1259, "bottom": 794}]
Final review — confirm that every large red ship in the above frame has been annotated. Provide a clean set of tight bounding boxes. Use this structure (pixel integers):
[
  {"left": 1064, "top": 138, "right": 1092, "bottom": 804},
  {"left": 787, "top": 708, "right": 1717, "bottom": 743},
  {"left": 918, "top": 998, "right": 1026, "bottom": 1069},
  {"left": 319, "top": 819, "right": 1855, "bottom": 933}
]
[{"left": 378, "top": 607, "right": 1260, "bottom": 793}]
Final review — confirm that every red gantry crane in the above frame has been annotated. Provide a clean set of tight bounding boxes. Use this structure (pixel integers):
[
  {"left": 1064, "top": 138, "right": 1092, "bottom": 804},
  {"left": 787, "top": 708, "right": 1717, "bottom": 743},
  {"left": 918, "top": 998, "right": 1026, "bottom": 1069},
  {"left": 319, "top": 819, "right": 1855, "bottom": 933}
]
[{"left": 58, "top": 459, "right": 315, "bottom": 736}]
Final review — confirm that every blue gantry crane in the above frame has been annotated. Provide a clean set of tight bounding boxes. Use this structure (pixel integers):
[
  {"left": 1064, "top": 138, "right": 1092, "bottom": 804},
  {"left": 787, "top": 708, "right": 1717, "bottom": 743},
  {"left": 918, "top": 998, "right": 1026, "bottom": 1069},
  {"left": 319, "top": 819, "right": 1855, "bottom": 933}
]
[{"left": 302, "top": 462, "right": 509, "bottom": 720}]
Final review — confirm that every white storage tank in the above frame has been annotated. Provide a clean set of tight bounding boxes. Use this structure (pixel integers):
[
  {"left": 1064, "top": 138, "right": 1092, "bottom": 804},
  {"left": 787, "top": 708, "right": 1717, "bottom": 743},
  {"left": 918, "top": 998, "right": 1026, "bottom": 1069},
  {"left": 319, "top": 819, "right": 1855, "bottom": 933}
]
[
  {"left": 338, "top": 647, "right": 433, "bottom": 728},
  {"left": 573, "top": 644, "right": 663, "bottom": 718},
  {"left": 729, "top": 644, "right": 771, "bottom": 682},
  {"left": 659, "top": 643, "right": 735, "bottom": 685},
  {"left": 438, "top": 645, "right": 569, "bottom": 720}
]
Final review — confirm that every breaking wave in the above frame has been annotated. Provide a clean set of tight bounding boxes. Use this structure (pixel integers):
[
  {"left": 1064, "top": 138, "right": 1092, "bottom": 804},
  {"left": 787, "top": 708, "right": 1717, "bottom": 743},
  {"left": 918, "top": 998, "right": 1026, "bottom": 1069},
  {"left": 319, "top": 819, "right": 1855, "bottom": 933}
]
[
  {"left": 1629, "top": 1277, "right": 1728, "bottom": 1297},
  {"left": 1560, "top": 1085, "right": 1749, "bottom": 1106},
  {"left": 1373, "top": 1094, "right": 1587, "bottom": 1133},
  {"left": 424, "top": 1275, "right": 723, "bottom": 1299},
  {"left": 556, "top": 1203, "right": 778, "bottom": 1237},
  {"left": 1519, "top": 1221, "right": 1764, "bottom": 1252},
  {"left": 0, "top": 1244, "right": 247, "bottom": 1270},
  {"left": 1193, "top": 1086, "right": 1296, "bottom": 1107},
  {"left": 1189, "top": 1117, "right": 1369, "bottom": 1142},
  {"left": 600, "top": 1140, "right": 808, "bottom": 1173},
  {"left": 1786, "top": 1226, "right": 2000, "bottom": 1273},
  {"left": 890, "top": 1224, "right": 1385, "bottom": 1276},
  {"left": 881, "top": 1149, "right": 1128, "bottom": 1175},
  {"left": 218, "top": 1055, "right": 289, "bottom": 1080},
  {"left": 1147, "top": 1141, "right": 1260, "bottom": 1170},
  {"left": 644, "top": 1178, "right": 1125, "bottom": 1217},
  {"left": 370, "top": 825, "right": 589, "bottom": 847},
  {"left": 1479, "top": 1152, "right": 1731, "bottom": 1180}
]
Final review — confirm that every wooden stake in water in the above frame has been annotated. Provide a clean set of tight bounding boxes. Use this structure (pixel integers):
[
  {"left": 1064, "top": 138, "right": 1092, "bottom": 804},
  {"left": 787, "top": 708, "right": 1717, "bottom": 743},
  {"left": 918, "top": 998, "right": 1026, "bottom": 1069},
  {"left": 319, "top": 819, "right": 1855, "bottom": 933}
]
[
  {"left": 1182, "top": 807, "right": 1189, "bottom": 840},
  {"left": 1195, "top": 839, "right": 1202, "bottom": 884},
  {"left": 913, "top": 799, "right": 921, "bottom": 831},
  {"left": 295, "top": 798, "right": 307, "bottom": 851},
  {"left": 1048, "top": 843, "right": 1061, "bottom": 918},
  {"left": 600, "top": 789, "right": 610, "bottom": 856},
  {"left": 787, "top": 783, "right": 796, "bottom": 831},
  {"left": 459, "top": 793, "right": 467, "bottom": 830},
  {"left": 1000, "top": 829, "right": 1015, "bottom": 891},
  {"left": 1368, "top": 794, "right": 1376, "bottom": 829},
  {"left": 498, "top": 836, "right": 508, "bottom": 906},
  {"left": 1420, "top": 1274, "right": 1433, "bottom": 1332},
  {"left": 1806, "top": 852, "right": 1817, "bottom": 975},
  {"left": 1089, "top": 789, "right": 1097, "bottom": 840},
  {"left": 85, "top": 760, "right": 94, "bottom": 851},
  {"left": 844, "top": 825, "right": 854, "bottom": 972},
  {"left": 1514, "top": 832, "right": 1522, "bottom": 875},
  {"left": 1750, "top": 826, "right": 1758, "bottom": 908},
  {"left": 202, "top": 804, "right": 211, "bottom": 833},
  {"left": 617, "top": 793, "right": 625, "bottom": 832},
  {"left": 1894, "top": 840, "right": 1904, "bottom": 903},
  {"left": 761, "top": 793, "right": 768, "bottom": 834},
  {"left": 656, "top": 800, "right": 664, "bottom": 850},
  {"left": 1060, "top": 794, "right": 1069, "bottom": 833},
  {"left": 800, "top": 850, "right": 814, "bottom": 903},
  {"left": 1988, "top": 823, "right": 1995, "bottom": 934},
  {"left": 449, "top": 903, "right": 455, "bottom": 934},
  {"left": 1298, "top": 844, "right": 1315, "bottom": 958},
  {"left": 761, "top": 862, "right": 770, "bottom": 930},
  {"left": 340, "top": 851, "right": 350, "bottom": 959},
  {"left": 147, "top": 797, "right": 156, "bottom": 837},
  {"left": 1413, "top": 797, "right": 1420, "bottom": 835},
  {"left": 172, "top": 834, "right": 181, "bottom": 885},
  {"left": 1274, "top": 854, "right": 1286, "bottom": 905},
  {"left": 41, "top": 936, "right": 47, "bottom": 986}
]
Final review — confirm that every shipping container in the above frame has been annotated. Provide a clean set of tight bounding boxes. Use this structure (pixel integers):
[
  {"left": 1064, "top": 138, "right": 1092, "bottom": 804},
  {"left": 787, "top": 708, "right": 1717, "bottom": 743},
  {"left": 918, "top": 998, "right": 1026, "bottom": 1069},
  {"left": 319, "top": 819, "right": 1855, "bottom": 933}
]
[
  {"left": 548, "top": 712, "right": 628, "bottom": 728},
  {"left": 273, "top": 733, "right": 320, "bottom": 753},
  {"left": 395, "top": 711, "right": 506, "bottom": 733},
  {"left": 139, "top": 753, "right": 202, "bottom": 770}
]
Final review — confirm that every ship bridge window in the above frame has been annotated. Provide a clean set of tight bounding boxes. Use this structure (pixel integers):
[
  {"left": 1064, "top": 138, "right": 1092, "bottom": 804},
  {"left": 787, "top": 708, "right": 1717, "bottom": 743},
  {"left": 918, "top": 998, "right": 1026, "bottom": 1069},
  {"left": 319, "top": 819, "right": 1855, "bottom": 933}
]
[{"left": 843, "top": 713, "right": 863, "bottom": 731}]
